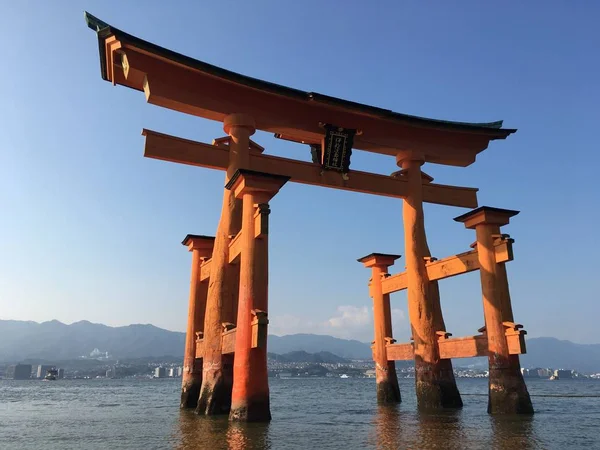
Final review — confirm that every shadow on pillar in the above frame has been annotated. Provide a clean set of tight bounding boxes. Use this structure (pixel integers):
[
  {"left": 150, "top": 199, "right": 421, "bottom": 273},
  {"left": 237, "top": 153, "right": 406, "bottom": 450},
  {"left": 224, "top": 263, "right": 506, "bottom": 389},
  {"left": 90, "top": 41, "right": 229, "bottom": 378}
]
[
  {"left": 415, "top": 282, "right": 463, "bottom": 411},
  {"left": 488, "top": 357, "right": 534, "bottom": 415},
  {"left": 377, "top": 362, "right": 401, "bottom": 404},
  {"left": 181, "top": 359, "right": 202, "bottom": 409},
  {"left": 414, "top": 357, "right": 463, "bottom": 411},
  {"left": 196, "top": 373, "right": 232, "bottom": 415}
]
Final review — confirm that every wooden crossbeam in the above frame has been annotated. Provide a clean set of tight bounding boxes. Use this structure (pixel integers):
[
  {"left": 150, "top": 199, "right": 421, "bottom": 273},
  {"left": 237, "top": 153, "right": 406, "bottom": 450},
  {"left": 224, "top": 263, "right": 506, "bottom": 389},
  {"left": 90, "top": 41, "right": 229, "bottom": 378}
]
[
  {"left": 437, "top": 332, "right": 526, "bottom": 359},
  {"left": 195, "top": 322, "right": 268, "bottom": 358},
  {"left": 142, "top": 129, "right": 478, "bottom": 208},
  {"left": 383, "top": 331, "right": 526, "bottom": 362},
  {"left": 385, "top": 343, "right": 415, "bottom": 361},
  {"left": 380, "top": 239, "right": 513, "bottom": 295}
]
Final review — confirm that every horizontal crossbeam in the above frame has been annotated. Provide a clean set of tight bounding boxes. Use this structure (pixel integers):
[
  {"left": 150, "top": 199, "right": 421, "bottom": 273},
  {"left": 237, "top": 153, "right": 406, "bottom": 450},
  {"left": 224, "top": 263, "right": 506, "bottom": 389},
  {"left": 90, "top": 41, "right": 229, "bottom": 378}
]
[
  {"left": 195, "top": 319, "right": 268, "bottom": 358},
  {"left": 379, "top": 239, "right": 513, "bottom": 295},
  {"left": 384, "top": 330, "right": 526, "bottom": 361},
  {"left": 143, "top": 129, "right": 478, "bottom": 208}
]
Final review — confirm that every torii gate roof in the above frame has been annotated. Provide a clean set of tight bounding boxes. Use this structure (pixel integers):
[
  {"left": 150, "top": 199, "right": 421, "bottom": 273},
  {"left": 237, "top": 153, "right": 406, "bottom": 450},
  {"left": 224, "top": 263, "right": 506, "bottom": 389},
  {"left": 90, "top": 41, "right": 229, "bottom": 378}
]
[{"left": 85, "top": 12, "right": 515, "bottom": 167}]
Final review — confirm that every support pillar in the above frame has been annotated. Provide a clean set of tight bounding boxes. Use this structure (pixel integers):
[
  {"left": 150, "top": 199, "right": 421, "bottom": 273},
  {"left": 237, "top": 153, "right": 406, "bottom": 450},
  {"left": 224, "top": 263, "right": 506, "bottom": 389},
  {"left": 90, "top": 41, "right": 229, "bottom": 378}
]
[
  {"left": 226, "top": 169, "right": 289, "bottom": 422},
  {"left": 358, "top": 253, "right": 402, "bottom": 403},
  {"left": 197, "top": 114, "right": 253, "bottom": 415},
  {"left": 455, "top": 206, "right": 533, "bottom": 414},
  {"left": 397, "top": 151, "right": 462, "bottom": 410},
  {"left": 180, "top": 234, "right": 214, "bottom": 408}
]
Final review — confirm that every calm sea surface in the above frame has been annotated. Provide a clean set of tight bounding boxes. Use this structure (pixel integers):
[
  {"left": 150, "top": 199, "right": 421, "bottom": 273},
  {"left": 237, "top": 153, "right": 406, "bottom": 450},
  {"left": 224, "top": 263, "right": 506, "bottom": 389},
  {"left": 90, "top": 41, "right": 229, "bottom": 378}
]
[{"left": 1, "top": 377, "right": 599, "bottom": 449}]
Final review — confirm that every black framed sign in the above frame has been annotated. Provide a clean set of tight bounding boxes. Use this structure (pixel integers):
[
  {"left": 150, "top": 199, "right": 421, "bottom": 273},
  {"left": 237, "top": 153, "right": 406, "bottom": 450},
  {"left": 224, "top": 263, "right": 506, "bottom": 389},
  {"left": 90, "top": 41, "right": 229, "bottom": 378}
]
[{"left": 321, "top": 124, "right": 355, "bottom": 173}]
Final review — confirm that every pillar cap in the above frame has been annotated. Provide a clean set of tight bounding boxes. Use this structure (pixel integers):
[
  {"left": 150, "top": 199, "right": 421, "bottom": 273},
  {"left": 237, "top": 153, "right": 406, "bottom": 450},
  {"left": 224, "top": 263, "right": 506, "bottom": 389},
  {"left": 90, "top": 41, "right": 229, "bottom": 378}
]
[
  {"left": 453, "top": 206, "right": 519, "bottom": 229},
  {"left": 223, "top": 113, "right": 256, "bottom": 135},
  {"left": 357, "top": 253, "right": 401, "bottom": 268},
  {"left": 225, "top": 169, "right": 290, "bottom": 200},
  {"left": 181, "top": 234, "right": 215, "bottom": 253}
]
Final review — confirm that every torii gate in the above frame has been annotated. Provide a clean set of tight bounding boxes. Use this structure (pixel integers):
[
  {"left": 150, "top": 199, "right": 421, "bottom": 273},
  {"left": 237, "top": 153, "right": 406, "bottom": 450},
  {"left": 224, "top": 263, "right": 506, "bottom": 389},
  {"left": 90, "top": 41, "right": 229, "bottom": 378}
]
[{"left": 85, "top": 12, "right": 533, "bottom": 421}]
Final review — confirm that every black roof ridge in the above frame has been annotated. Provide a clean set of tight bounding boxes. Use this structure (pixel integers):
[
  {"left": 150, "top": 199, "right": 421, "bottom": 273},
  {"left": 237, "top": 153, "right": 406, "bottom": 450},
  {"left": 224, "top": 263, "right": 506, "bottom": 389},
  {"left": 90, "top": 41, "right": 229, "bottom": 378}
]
[{"left": 84, "top": 12, "right": 516, "bottom": 136}]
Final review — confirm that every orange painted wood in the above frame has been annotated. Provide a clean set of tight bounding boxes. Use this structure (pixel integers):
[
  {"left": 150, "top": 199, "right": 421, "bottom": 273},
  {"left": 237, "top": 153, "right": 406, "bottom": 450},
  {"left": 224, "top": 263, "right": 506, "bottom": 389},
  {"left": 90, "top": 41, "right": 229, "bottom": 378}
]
[
  {"left": 195, "top": 338, "right": 204, "bottom": 359},
  {"left": 110, "top": 45, "right": 510, "bottom": 166},
  {"left": 200, "top": 258, "right": 212, "bottom": 282},
  {"left": 228, "top": 232, "right": 242, "bottom": 264},
  {"left": 438, "top": 335, "right": 489, "bottom": 359},
  {"left": 380, "top": 240, "right": 514, "bottom": 295},
  {"left": 477, "top": 224, "right": 511, "bottom": 365},
  {"left": 385, "top": 343, "right": 415, "bottom": 361},
  {"left": 437, "top": 333, "right": 526, "bottom": 359},
  {"left": 251, "top": 311, "right": 269, "bottom": 349},
  {"left": 142, "top": 129, "right": 478, "bottom": 208},
  {"left": 221, "top": 328, "right": 236, "bottom": 355}
]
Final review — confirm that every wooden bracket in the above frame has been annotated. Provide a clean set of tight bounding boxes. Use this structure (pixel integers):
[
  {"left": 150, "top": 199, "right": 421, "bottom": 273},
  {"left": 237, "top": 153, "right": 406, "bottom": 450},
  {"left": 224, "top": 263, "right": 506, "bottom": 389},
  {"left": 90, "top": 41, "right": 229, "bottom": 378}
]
[
  {"left": 254, "top": 204, "right": 270, "bottom": 238},
  {"left": 200, "top": 258, "right": 212, "bottom": 281},
  {"left": 222, "top": 322, "right": 235, "bottom": 332},
  {"left": 436, "top": 330, "right": 453, "bottom": 341},
  {"left": 228, "top": 232, "right": 242, "bottom": 263},
  {"left": 251, "top": 309, "right": 269, "bottom": 348}
]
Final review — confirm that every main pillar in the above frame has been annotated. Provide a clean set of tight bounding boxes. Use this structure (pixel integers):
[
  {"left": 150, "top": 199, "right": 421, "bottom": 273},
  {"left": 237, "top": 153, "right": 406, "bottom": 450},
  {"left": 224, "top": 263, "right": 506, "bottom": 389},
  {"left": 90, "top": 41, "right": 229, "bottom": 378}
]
[
  {"left": 358, "top": 253, "right": 402, "bottom": 403},
  {"left": 180, "top": 234, "right": 215, "bottom": 408},
  {"left": 397, "top": 151, "right": 462, "bottom": 410},
  {"left": 196, "top": 114, "right": 253, "bottom": 415},
  {"left": 454, "top": 206, "right": 533, "bottom": 414},
  {"left": 227, "top": 169, "right": 289, "bottom": 422}
]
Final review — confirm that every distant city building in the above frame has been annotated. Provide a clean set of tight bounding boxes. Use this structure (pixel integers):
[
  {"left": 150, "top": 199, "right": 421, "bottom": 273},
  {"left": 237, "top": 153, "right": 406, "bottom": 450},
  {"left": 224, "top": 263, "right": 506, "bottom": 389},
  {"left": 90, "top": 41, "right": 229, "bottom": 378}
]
[
  {"left": 10, "top": 364, "right": 32, "bottom": 380},
  {"left": 521, "top": 368, "right": 540, "bottom": 378},
  {"left": 176, "top": 366, "right": 183, "bottom": 377},
  {"left": 537, "top": 368, "right": 552, "bottom": 378},
  {"left": 105, "top": 366, "right": 117, "bottom": 379},
  {"left": 57, "top": 368, "right": 65, "bottom": 379},
  {"left": 37, "top": 365, "right": 53, "bottom": 379},
  {"left": 168, "top": 368, "right": 175, "bottom": 377},
  {"left": 154, "top": 367, "right": 166, "bottom": 378},
  {"left": 554, "top": 369, "right": 573, "bottom": 379}
]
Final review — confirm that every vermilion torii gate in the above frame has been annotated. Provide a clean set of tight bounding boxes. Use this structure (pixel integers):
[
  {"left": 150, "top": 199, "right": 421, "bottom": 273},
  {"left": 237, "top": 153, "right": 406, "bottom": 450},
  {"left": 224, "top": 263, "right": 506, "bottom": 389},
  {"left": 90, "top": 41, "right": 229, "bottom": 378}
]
[{"left": 85, "top": 13, "right": 533, "bottom": 421}]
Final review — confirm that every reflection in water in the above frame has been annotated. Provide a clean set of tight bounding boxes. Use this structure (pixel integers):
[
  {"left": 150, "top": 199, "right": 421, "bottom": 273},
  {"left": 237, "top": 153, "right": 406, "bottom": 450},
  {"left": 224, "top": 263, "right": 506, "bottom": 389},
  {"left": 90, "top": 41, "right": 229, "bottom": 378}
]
[
  {"left": 414, "top": 409, "right": 467, "bottom": 450},
  {"left": 371, "top": 404, "right": 478, "bottom": 449},
  {"left": 175, "top": 410, "right": 271, "bottom": 450},
  {"left": 370, "top": 405, "right": 403, "bottom": 449},
  {"left": 490, "top": 415, "right": 539, "bottom": 450}
]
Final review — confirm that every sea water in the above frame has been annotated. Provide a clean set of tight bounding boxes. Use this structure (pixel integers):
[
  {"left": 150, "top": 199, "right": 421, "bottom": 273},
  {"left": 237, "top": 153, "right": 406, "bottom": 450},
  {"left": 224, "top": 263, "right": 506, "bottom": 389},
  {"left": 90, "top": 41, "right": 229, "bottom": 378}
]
[{"left": 1, "top": 377, "right": 599, "bottom": 449}]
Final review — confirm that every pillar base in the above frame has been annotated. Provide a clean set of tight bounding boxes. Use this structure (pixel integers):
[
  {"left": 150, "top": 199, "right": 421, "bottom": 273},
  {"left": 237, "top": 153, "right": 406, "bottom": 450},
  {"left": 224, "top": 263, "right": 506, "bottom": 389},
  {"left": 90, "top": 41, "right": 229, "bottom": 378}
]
[
  {"left": 180, "top": 375, "right": 202, "bottom": 409},
  {"left": 415, "top": 360, "right": 463, "bottom": 410},
  {"left": 488, "top": 365, "right": 534, "bottom": 414},
  {"left": 229, "top": 396, "right": 271, "bottom": 422},
  {"left": 376, "top": 362, "right": 401, "bottom": 404},
  {"left": 196, "top": 367, "right": 232, "bottom": 415}
]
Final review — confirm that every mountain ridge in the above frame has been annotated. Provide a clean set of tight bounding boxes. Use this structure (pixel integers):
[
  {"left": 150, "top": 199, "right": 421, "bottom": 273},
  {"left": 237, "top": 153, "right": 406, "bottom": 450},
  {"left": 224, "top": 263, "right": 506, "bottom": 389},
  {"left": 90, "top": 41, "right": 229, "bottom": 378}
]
[{"left": 1, "top": 319, "right": 599, "bottom": 372}]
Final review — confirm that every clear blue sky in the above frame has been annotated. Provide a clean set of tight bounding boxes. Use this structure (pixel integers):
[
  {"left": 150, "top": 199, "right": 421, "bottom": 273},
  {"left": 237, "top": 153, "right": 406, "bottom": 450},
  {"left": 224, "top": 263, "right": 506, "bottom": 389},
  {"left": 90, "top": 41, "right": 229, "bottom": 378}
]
[{"left": 1, "top": 1, "right": 598, "bottom": 343}]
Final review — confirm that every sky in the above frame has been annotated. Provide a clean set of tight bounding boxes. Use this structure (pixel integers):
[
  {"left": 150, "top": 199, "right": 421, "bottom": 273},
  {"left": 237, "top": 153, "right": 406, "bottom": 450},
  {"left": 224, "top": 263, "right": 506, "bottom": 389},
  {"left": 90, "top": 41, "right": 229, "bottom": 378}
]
[{"left": 0, "top": 1, "right": 599, "bottom": 344}]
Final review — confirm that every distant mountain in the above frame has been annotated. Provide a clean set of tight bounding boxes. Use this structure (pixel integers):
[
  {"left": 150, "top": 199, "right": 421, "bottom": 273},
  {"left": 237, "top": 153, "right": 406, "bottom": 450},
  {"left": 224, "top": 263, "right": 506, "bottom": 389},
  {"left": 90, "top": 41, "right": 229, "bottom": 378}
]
[
  {"left": 268, "top": 334, "right": 372, "bottom": 359},
  {"left": 0, "top": 320, "right": 371, "bottom": 362},
  {"left": 1, "top": 320, "right": 600, "bottom": 373},
  {"left": 0, "top": 319, "right": 185, "bottom": 361},
  {"left": 268, "top": 350, "right": 349, "bottom": 364},
  {"left": 521, "top": 337, "right": 600, "bottom": 374}
]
